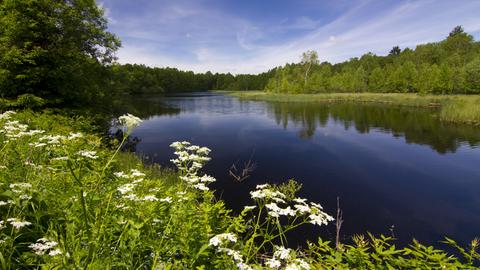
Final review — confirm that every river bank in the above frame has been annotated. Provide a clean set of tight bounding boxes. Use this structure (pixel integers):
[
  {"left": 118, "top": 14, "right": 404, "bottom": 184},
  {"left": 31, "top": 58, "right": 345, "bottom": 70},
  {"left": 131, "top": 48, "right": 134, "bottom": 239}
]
[{"left": 229, "top": 91, "right": 480, "bottom": 125}]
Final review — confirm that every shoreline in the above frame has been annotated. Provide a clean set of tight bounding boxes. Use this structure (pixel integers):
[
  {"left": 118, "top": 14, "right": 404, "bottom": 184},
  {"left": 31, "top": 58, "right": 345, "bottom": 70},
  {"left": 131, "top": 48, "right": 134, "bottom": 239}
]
[{"left": 228, "top": 91, "right": 480, "bottom": 125}]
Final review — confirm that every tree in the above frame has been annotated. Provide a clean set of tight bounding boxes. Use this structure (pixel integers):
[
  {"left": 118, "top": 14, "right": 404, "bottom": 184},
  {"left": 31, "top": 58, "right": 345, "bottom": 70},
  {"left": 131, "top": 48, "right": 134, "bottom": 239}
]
[
  {"left": 389, "top": 46, "right": 401, "bottom": 56},
  {"left": 368, "top": 67, "right": 385, "bottom": 92},
  {"left": 465, "top": 57, "right": 480, "bottom": 93},
  {"left": 449, "top": 25, "right": 464, "bottom": 37},
  {"left": 300, "top": 50, "right": 319, "bottom": 89},
  {"left": 0, "top": 0, "right": 120, "bottom": 104}
]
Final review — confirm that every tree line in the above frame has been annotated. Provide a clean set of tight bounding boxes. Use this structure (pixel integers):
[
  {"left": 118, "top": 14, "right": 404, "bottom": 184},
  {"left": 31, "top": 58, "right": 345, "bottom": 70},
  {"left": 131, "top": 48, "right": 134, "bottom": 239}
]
[
  {"left": 265, "top": 26, "right": 480, "bottom": 94},
  {"left": 110, "top": 64, "right": 274, "bottom": 94}
]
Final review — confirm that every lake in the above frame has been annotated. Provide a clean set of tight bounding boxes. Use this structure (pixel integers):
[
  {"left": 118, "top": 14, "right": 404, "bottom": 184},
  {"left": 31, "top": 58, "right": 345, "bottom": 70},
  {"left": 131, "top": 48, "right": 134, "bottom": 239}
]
[{"left": 118, "top": 92, "right": 480, "bottom": 247}]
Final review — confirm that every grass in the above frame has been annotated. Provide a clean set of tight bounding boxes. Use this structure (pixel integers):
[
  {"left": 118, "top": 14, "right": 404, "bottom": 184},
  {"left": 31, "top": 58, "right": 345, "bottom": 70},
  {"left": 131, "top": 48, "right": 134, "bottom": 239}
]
[
  {"left": 229, "top": 91, "right": 480, "bottom": 125},
  {"left": 0, "top": 110, "right": 479, "bottom": 269}
]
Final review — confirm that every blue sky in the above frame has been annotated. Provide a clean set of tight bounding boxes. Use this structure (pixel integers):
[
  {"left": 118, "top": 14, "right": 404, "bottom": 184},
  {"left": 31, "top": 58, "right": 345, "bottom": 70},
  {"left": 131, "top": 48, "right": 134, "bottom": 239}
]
[{"left": 100, "top": 0, "right": 480, "bottom": 74}]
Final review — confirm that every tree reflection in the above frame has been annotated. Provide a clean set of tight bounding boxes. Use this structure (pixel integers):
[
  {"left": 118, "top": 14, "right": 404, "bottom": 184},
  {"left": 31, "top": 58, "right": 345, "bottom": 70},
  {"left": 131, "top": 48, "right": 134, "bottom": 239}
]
[{"left": 266, "top": 102, "right": 480, "bottom": 154}]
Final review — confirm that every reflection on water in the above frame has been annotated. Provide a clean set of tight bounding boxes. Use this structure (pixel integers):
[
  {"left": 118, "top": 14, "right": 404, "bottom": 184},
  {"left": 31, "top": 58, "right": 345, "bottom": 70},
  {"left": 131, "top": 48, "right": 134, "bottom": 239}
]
[
  {"left": 267, "top": 102, "right": 480, "bottom": 154},
  {"left": 117, "top": 92, "right": 480, "bottom": 246}
]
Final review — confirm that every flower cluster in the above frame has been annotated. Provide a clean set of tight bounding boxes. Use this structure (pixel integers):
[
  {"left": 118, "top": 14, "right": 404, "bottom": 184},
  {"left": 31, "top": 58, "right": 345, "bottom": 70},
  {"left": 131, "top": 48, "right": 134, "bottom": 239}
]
[
  {"left": 0, "top": 110, "right": 15, "bottom": 120},
  {"left": 209, "top": 233, "right": 252, "bottom": 270},
  {"left": 6, "top": 218, "right": 31, "bottom": 229},
  {"left": 29, "top": 238, "right": 61, "bottom": 256},
  {"left": 209, "top": 233, "right": 237, "bottom": 247},
  {"left": 9, "top": 182, "right": 32, "bottom": 193},
  {"left": 77, "top": 150, "right": 98, "bottom": 160},
  {"left": 118, "top": 113, "right": 143, "bottom": 132},
  {"left": 250, "top": 184, "right": 334, "bottom": 226},
  {"left": 264, "top": 246, "right": 310, "bottom": 270},
  {"left": 114, "top": 169, "right": 170, "bottom": 204},
  {"left": 170, "top": 141, "right": 215, "bottom": 191},
  {"left": 0, "top": 120, "right": 45, "bottom": 141}
]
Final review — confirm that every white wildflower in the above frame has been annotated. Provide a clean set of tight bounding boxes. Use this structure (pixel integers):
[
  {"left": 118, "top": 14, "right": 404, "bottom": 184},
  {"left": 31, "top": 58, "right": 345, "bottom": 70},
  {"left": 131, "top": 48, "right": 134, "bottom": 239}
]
[
  {"left": 117, "top": 183, "right": 135, "bottom": 194},
  {"left": 132, "top": 178, "right": 144, "bottom": 184},
  {"left": 309, "top": 213, "right": 334, "bottom": 226},
  {"left": 274, "top": 246, "right": 292, "bottom": 260},
  {"left": 7, "top": 218, "right": 32, "bottom": 229},
  {"left": 310, "top": 202, "right": 323, "bottom": 210},
  {"left": 142, "top": 195, "right": 158, "bottom": 201},
  {"left": 159, "top": 197, "right": 172, "bottom": 203},
  {"left": 0, "top": 110, "right": 15, "bottom": 120},
  {"left": 285, "top": 264, "right": 301, "bottom": 270},
  {"left": 29, "top": 238, "right": 58, "bottom": 255},
  {"left": 265, "top": 258, "right": 282, "bottom": 268},
  {"left": 123, "top": 193, "right": 139, "bottom": 201},
  {"left": 293, "top": 198, "right": 307, "bottom": 204},
  {"left": 250, "top": 190, "right": 267, "bottom": 199},
  {"left": 237, "top": 262, "right": 254, "bottom": 270},
  {"left": 52, "top": 156, "right": 69, "bottom": 161},
  {"left": 39, "top": 135, "right": 66, "bottom": 144},
  {"left": 29, "top": 142, "right": 47, "bottom": 148},
  {"left": 256, "top": 184, "right": 270, "bottom": 189},
  {"left": 197, "top": 147, "right": 211, "bottom": 155},
  {"left": 295, "top": 259, "right": 310, "bottom": 269},
  {"left": 49, "top": 249, "right": 62, "bottom": 256},
  {"left": 209, "top": 233, "right": 237, "bottom": 247},
  {"left": 243, "top": 205, "right": 256, "bottom": 211},
  {"left": 130, "top": 169, "right": 145, "bottom": 177},
  {"left": 114, "top": 171, "right": 129, "bottom": 178},
  {"left": 118, "top": 113, "right": 143, "bottom": 131},
  {"left": 19, "top": 195, "right": 32, "bottom": 200},
  {"left": 0, "top": 201, "right": 11, "bottom": 206},
  {"left": 10, "top": 182, "right": 32, "bottom": 193},
  {"left": 77, "top": 150, "right": 98, "bottom": 159},
  {"left": 193, "top": 183, "right": 209, "bottom": 191},
  {"left": 67, "top": 132, "right": 83, "bottom": 140},
  {"left": 9, "top": 183, "right": 32, "bottom": 189},
  {"left": 186, "top": 145, "right": 200, "bottom": 151},
  {"left": 294, "top": 204, "right": 311, "bottom": 214}
]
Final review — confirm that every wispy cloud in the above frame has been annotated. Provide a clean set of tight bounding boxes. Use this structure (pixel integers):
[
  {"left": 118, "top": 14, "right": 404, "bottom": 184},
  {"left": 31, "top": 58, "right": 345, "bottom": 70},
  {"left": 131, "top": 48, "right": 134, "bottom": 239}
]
[{"left": 102, "top": 0, "right": 480, "bottom": 74}]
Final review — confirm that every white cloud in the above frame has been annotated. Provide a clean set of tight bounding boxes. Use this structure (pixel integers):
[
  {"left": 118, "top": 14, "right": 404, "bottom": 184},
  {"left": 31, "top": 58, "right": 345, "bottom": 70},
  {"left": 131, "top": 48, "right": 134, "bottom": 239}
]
[{"left": 109, "top": 0, "right": 480, "bottom": 74}]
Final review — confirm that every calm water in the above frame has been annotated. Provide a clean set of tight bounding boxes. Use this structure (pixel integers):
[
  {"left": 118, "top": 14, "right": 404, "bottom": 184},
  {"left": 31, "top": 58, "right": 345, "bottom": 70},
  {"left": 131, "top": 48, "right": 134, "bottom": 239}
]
[{"left": 120, "top": 92, "right": 480, "bottom": 246}]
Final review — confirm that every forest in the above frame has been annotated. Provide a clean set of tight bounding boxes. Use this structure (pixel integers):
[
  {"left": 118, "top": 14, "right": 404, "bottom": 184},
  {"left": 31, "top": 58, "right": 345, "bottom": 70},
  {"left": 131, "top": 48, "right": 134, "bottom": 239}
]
[{"left": 264, "top": 26, "right": 480, "bottom": 94}]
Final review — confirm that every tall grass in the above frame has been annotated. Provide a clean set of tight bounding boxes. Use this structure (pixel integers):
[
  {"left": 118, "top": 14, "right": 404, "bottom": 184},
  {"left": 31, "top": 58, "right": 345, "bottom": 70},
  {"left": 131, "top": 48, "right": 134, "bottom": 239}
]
[
  {"left": 230, "top": 91, "right": 480, "bottom": 125},
  {"left": 0, "top": 110, "right": 478, "bottom": 269}
]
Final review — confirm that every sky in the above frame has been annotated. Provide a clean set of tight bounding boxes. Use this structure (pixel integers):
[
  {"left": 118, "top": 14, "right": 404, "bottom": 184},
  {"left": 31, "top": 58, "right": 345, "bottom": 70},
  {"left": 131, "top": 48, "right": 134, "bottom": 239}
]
[{"left": 100, "top": 0, "right": 480, "bottom": 74}]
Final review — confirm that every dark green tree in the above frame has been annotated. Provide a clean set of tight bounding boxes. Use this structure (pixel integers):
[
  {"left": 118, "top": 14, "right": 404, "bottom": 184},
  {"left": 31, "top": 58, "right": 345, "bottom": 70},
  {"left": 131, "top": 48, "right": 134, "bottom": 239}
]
[
  {"left": 0, "top": 0, "right": 120, "bottom": 104},
  {"left": 389, "top": 46, "right": 401, "bottom": 56}
]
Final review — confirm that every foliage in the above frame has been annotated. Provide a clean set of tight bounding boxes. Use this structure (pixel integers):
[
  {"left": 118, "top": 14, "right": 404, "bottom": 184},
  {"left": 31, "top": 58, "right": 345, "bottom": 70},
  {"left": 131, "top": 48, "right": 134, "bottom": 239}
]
[
  {"left": 308, "top": 235, "right": 480, "bottom": 269},
  {"left": 110, "top": 64, "right": 275, "bottom": 94},
  {"left": 263, "top": 26, "right": 480, "bottom": 94},
  {"left": 0, "top": 110, "right": 478, "bottom": 269},
  {"left": 0, "top": 0, "right": 120, "bottom": 105}
]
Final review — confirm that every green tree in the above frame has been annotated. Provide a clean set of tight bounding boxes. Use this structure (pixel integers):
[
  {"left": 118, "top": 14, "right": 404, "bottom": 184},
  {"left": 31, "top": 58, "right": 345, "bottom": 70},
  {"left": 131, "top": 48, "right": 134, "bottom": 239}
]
[
  {"left": 368, "top": 67, "right": 385, "bottom": 92},
  {"left": 389, "top": 46, "right": 401, "bottom": 56},
  {"left": 465, "top": 56, "right": 480, "bottom": 93},
  {"left": 0, "top": 0, "right": 120, "bottom": 104},
  {"left": 301, "top": 50, "right": 319, "bottom": 90}
]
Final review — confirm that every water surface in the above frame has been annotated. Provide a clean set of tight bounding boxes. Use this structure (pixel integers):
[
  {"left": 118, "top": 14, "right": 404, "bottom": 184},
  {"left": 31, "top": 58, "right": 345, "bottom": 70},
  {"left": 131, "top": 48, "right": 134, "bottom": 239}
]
[{"left": 120, "top": 92, "right": 480, "bottom": 246}]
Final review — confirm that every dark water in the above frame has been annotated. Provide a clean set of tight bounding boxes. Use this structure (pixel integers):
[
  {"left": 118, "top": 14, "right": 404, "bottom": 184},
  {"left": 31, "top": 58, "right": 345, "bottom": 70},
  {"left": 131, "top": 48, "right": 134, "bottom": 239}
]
[{"left": 121, "top": 92, "right": 480, "bottom": 247}]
